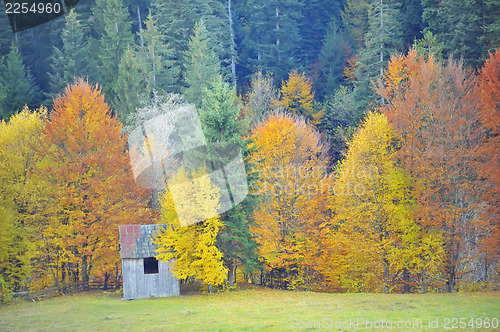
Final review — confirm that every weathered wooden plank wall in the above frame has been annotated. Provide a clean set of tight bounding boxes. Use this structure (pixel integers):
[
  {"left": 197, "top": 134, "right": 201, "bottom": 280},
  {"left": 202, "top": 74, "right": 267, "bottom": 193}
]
[{"left": 122, "top": 258, "right": 179, "bottom": 300}]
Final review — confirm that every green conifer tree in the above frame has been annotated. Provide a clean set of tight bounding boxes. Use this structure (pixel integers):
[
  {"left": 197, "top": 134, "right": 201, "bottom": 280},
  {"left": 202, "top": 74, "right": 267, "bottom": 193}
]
[
  {"left": 92, "top": 0, "right": 134, "bottom": 107},
  {"left": 183, "top": 20, "right": 221, "bottom": 108},
  {"left": 317, "top": 20, "right": 352, "bottom": 98},
  {"left": 299, "top": 0, "right": 344, "bottom": 69},
  {"left": 341, "top": 0, "right": 369, "bottom": 49},
  {"left": 48, "top": 10, "right": 93, "bottom": 101},
  {"left": 240, "top": 0, "right": 304, "bottom": 82},
  {"left": 152, "top": 0, "right": 231, "bottom": 89},
  {"left": 200, "top": 77, "right": 259, "bottom": 286},
  {"left": 0, "top": 13, "right": 13, "bottom": 58},
  {"left": 353, "top": 0, "right": 402, "bottom": 108},
  {"left": 422, "top": 0, "right": 489, "bottom": 67},
  {"left": 137, "top": 12, "right": 179, "bottom": 96},
  {"left": 0, "top": 43, "right": 41, "bottom": 120},
  {"left": 114, "top": 48, "right": 144, "bottom": 122},
  {"left": 482, "top": 0, "right": 500, "bottom": 53}
]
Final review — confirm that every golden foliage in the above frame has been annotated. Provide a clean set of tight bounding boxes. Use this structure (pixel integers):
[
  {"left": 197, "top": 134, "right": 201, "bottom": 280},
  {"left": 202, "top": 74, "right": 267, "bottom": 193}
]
[
  {"left": 274, "top": 70, "right": 322, "bottom": 126},
  {"left": 155, "top": 167, "right": 227, "bottom": 287},
  {"left": 0, "top": 107, "right": 47, "bottom": 292},
  {"left": 247, "top": 112, "right": 332, "bottom": 289}
]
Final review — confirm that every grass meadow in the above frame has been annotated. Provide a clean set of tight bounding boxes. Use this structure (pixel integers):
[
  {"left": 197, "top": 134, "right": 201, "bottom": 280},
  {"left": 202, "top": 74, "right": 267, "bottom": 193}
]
[{"left": 0, "top": 287, "right": 499, "bottom": 331}]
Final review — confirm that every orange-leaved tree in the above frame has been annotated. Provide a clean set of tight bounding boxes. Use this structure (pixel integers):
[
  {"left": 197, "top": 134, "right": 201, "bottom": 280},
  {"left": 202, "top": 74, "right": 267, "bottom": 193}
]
[
  {"left": 476, "top": 48, "right": 500, "bottom": 278},
  {"left": 376, "top": 50, "right": 487, "bottom": 292},
  {"left": 247, "top": 112, "right": 332, "bottom": 290},
  {"left": 40, "top": 79, "right": 151, "bottom": 286}
]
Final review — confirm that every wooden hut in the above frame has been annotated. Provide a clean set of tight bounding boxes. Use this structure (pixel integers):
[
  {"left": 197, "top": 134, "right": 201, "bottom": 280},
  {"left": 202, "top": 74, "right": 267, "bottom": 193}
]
[{"left": 119, "top": 224, "right": 179, "bottom": 300}]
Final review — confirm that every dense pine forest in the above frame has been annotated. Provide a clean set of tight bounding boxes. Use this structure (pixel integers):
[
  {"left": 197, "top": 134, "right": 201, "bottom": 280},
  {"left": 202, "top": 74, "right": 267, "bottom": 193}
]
[{"left": 0, "top": 0, "right": 499, "bottom": 297}]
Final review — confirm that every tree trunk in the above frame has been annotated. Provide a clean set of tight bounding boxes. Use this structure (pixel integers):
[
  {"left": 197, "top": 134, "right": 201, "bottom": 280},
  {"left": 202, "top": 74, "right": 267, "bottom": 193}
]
[
  {"left": 383, "top": 258, "right": 390, "bottom": 293},
  {"left": 484, "top": 257, "right": 488, "bottom": 283},
  {"left": 275, "top": 6, "right": 280, "bottom": 62},
  {"left": 420, "top": 266, "right": 426, "bottom": 293},
  {"left": 227, "top": 0, "right": 237, "bottom": 89},
  {"left": 379, "top": 0, "right": 385, "bottom": 105},
  {"left": 402, "top": 268, "right": 410, "bottom": 293},
  {"left": 81, "top": 255, "right": 89, "bottom": 290},
  {"left": 115, "top": 265, "right": 121, "bottom": 288},
  {"left": 57, "top": 262, "right": 64, "bottom": 287},
  {"left": 227, "top": 260, "right": 235, "bottom": 287},
  {"left": 446, "top": 264, "right": 455, "bottom": 293},
  {"left": 446, "top": 239, "right": 460, "bottom": 293},
  {"left": 60, "top": 262, "right": 66, "bottom": 292},
  {"left": 136, "top": 2, "right": 144, "bottom": 48}
]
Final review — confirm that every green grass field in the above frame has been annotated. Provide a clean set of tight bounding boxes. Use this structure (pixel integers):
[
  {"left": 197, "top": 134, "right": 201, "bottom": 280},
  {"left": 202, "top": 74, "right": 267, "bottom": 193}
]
[{"left": 0, "top": 287, "right": 499, "bottom": 331}]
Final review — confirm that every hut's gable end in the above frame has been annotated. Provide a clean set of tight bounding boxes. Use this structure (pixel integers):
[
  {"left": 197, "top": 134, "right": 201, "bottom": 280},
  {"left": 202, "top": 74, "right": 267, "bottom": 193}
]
[{"left": 119, "top": 224, "right": 167, "bottom": 259}]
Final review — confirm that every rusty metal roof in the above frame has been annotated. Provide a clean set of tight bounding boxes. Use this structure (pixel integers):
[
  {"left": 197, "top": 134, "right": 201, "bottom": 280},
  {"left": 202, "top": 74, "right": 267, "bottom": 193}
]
[{"left": 119, "top": 224, "right": 167, "bottom": 259}]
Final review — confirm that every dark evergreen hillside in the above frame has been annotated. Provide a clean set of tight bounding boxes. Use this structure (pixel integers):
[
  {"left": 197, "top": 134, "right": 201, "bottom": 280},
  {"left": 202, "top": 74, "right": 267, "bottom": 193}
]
[{"left": 0, "top": 0, "right": 497, "bottom": 121}]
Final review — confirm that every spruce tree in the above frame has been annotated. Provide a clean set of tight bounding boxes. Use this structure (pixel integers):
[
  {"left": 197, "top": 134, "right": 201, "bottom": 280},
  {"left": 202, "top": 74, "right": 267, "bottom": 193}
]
[
  {"left": 299, "top": 0, "right": 344, "bottom": 69},
  {"left": 137, "top": 12, "right": 179, "bottom": 96},
  {"left": 48, "top": 10, "right": 93, "bottom": 100},
  {"left": 152, "top": 0, "right": 231, "bottom": 88},
  {"left": 15, "top": 10, "right": 65, "bottom": 95},
  {"left": 400, "top": 0, "right": 423, "bottom": 48},
  {"left": 341, "top": 0, "right": 369, "bottom": 50},
  {"left": 0, "top": 43, "right": 41, "bottom": 120},
  {"left": 422, "top": 0, "right": 489, "bottom": 68},
  {"left": 482, "top": 0, "right": 500, "bottom": 53},
  {"left": 353, "top": 0, "right": 402, "bottom": 108},
  {"left": 114, "top": 48, "right": 144, "bottom": 122},
  {"left": 200, "top": 77, "right": 259, "bottom": 286},
  {"left": 317, "top": 20, "right": 352, "bottom": 98},
  {"left": 201, "top": 78, "right": 242, "bottom": 144},
  {"left": 0, "top": 11, "right": 10, "bottom": 107},
  {"left": 0, "top": 12, "right": 13, "bottom": 58},
  {"left": 183, "top": 20, "right": 221, "bottom": 108},
  {"left": 240, "top": 0, "right": 304, "bottom": 82},
  {"left": 92, "top": 0, "right": 134, "bottom": 107}
]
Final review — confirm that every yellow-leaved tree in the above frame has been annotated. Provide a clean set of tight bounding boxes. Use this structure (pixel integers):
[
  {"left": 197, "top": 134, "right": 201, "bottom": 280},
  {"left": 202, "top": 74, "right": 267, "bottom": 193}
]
[
  {"left": 155, "top": 167, "right": 227, "bottom": 290},
  {"left": 274, "top": 70, "right": 323, "bottom": 126},
  {"left": 323, "top": 111, "right": 443, "bottom": 293},
  {"left": 0, "top": 106, "right": 48, "bottom": 293}
]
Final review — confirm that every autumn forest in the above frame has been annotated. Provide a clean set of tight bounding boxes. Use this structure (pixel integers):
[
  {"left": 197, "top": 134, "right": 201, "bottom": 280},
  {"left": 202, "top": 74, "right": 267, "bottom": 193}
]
[{"left": 0, "top": 0, "right": 499, "bottom": 297}]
